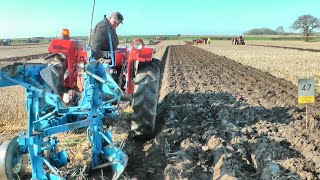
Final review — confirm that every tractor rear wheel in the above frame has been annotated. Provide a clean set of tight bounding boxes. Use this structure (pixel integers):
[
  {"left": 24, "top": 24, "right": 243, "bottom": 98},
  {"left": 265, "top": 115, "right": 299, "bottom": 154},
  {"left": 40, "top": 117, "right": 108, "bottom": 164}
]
[{"left": 131, "top": 59, "right": 160, "bottom": 139}]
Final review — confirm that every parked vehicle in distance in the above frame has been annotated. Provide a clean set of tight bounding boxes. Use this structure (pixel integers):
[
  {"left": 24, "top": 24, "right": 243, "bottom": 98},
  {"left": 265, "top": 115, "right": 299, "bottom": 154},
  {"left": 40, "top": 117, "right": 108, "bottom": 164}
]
[{"left": 0, "top": 39, "right": 12, "bottom": 46}]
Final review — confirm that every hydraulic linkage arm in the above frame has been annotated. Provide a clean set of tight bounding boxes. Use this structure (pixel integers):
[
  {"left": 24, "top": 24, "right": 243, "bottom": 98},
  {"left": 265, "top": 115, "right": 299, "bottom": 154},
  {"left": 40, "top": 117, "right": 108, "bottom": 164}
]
[{"left": 0, "top": 59, "right": 127, "bottom": 180}]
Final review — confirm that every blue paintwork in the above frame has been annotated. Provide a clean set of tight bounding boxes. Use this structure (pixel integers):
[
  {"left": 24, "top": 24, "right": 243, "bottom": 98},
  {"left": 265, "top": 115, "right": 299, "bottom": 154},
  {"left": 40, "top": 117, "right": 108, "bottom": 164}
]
[{"left": 0, "top": 53, "right": 127, "bottom": 179}]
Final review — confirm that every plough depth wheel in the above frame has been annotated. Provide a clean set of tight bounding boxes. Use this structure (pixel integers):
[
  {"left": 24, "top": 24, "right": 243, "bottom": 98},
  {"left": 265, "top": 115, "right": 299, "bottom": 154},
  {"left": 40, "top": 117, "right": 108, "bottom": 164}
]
[{"left": 0, "top": 137, "right": 27, "bottom": 180}]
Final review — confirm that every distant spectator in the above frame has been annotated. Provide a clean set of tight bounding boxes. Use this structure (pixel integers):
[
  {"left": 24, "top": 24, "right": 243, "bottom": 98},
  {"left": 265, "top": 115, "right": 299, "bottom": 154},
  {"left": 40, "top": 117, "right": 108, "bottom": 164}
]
[{"left": 207, "top": 37, "right": 211, "bottom": 44}]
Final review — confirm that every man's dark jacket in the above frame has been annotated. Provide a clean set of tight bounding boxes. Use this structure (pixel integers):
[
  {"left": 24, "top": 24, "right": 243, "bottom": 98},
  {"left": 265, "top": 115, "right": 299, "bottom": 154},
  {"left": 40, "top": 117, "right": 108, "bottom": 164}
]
[{"left": 90, "top": 18, "right": 119, "bottom": 60}]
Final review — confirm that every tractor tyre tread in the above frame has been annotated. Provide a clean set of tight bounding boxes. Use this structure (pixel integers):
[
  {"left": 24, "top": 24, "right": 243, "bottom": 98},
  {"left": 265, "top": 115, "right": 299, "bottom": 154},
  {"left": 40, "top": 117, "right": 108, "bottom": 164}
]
[{"left": 131, "top": 59, "right": 160, "bottom": 139}]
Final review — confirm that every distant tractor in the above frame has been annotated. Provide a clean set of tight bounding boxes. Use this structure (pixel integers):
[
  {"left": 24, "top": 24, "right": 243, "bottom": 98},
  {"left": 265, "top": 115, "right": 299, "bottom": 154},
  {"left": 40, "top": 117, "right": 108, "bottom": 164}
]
[
  {"left": 155, "top": 36, "right": 168, "bottom": 41},
  {"left": 26, "top": 38, "right": 40, "bottom": 43},
  {"left": 232, "top": 36, "right": 245, "bottom": 45},
  {"left": 200, "top": 37, "right": 209, "bottom": 44},
  {"left": 0, "top": 39, "right": 12, "bottom": 46},
  {"left": 148, "top": 39, "right": 161, "bottom": 45},
  {"left": 192, "top": 39, "right": 204, "bottom": 45},
  {"left": 184, "top": 41, "right": 193, "bottom": 45}
]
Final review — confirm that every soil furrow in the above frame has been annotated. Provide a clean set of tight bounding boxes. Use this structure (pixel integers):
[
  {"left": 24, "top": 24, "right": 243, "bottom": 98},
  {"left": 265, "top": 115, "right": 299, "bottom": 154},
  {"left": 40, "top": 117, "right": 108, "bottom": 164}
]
[{"left": 129, "top": 45, "right": 320, "bottom": 179}]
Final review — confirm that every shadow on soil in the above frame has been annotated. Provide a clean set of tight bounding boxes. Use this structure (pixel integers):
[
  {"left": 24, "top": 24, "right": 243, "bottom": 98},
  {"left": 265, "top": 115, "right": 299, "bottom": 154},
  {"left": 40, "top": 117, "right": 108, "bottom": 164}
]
[{"left": 124, "top": 91, "right": 306, "bottom": 179}]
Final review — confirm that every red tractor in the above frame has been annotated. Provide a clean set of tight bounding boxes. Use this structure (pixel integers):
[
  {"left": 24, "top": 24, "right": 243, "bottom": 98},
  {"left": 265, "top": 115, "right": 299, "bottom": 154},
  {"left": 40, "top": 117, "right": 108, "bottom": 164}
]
[
  {"left": 232, "top": 36, "right": 245, "bottom": 45},
  {"left": 46, "top": 29, "right": 160, "bottom": 138},
  {"left": 192, "top": 39, "right": 204, "bottom": 45}
]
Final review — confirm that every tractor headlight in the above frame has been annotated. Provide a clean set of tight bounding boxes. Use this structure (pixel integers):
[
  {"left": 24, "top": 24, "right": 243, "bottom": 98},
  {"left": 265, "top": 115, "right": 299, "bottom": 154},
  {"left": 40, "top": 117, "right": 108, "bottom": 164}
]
[{"left": 132, "top": 38, "right": 144, "bottom": 50}]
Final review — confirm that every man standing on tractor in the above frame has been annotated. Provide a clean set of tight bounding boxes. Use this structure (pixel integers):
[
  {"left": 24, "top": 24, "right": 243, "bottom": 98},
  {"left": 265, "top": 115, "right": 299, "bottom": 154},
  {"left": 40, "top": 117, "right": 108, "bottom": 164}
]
[{"left": 90, "top": 12, "right": 124, "bottom": 60}]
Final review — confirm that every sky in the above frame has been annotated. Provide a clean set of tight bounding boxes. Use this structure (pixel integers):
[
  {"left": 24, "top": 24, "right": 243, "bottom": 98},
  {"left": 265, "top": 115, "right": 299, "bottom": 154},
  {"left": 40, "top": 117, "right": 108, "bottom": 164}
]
[{"left": 1, "top": 0, "right": 320, "bottom": 38}]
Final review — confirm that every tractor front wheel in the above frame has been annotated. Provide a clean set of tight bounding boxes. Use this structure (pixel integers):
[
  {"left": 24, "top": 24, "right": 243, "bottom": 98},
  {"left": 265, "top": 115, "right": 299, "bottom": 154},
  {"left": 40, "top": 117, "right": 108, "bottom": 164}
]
[{"left": 131, "top": 59, "right": 160, "bottom": 139}]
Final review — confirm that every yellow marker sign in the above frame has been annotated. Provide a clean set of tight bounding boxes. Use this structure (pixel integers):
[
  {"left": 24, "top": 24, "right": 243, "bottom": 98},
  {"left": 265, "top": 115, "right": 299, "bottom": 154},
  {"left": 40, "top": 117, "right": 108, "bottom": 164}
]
[
  {"left": 298, "top": 79, "right": 315, "bottom": 104},
  {"left": 298, "top": 96, "right": 314, "bottom": 104}
]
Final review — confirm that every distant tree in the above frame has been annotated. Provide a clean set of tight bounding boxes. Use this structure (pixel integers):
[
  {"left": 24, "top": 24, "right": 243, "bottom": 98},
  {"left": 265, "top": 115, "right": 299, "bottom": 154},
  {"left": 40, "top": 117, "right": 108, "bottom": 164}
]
[
  {"left": 244, "top": 28, "right": 277, "bottom": 35},
  {"left": 276, "top": 26, "right": 285, "bottom": 35},
  {"left": 291, "top": 14, "right": 320, "bottom": 41}
]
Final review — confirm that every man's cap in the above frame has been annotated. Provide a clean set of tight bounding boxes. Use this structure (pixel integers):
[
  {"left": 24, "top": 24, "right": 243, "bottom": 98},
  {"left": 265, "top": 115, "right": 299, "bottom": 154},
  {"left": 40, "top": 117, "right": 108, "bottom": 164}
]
[{"left": 111, "top": 12, "right": 124, "bottom": 24}]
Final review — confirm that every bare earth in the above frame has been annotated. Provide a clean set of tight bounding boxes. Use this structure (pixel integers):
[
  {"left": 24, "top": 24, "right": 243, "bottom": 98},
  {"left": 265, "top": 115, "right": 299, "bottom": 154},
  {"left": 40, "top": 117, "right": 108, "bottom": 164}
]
[
  {"left": 0, "top": 44, "right": 48, "bottom": 59},
  {"left": 1, "top": 40, "right": 320, "bottom": 179},
  {"left": 198, "top": 41, "right": 320, "bottom": 87}
]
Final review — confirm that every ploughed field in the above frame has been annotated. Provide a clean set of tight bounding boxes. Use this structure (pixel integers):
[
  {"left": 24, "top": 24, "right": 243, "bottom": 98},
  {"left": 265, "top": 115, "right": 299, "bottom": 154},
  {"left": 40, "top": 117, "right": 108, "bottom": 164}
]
[
  {"left": 0, "top": 41, "right": 320, "bottom": 179},
  {"left": 0, "top": 44, "right": 48, "bottom": 59},
  {"left": 126, "top": 44, "right": 320, "bottom": 179}
]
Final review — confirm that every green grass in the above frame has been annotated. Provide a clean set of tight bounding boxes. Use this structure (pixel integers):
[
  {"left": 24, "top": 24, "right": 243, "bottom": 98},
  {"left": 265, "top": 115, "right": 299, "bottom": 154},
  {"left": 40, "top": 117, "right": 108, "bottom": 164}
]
[
  {"left": 115, "top": 34, "right": 320, "bottom": 42},
  {"left": 11, "top": 38, "right": 52, "bottom": 45},
  {"left": 242, "top": 36, "right": 320, "bottom": 42},
  {"left": 9, "top": 34, "right": 320, "bottom": 43}
]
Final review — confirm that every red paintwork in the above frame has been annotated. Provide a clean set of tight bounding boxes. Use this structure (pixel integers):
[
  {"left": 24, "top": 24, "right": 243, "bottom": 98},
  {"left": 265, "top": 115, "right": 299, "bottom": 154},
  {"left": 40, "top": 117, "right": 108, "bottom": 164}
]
[
  {"left": 192, "top": 39, "right": 204, "bottom": 45},
  {"left": 47, "top": 37, "right": 153, "bottom": 95},
  {"left": 125, "top": 39, "right": 153, "bottom": 93},
  {"left": 48, "top": 38, "right": 87, "bottom": 91},
  {"left": 114, "top": 52, "right": 124, "bottom": 67}
]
